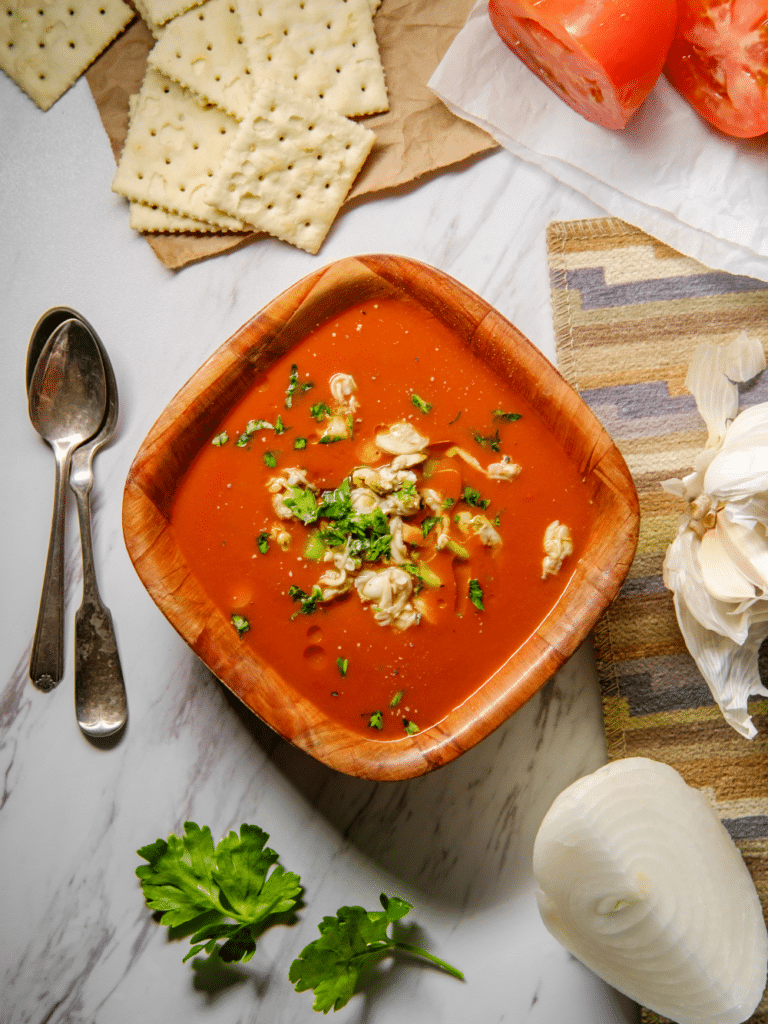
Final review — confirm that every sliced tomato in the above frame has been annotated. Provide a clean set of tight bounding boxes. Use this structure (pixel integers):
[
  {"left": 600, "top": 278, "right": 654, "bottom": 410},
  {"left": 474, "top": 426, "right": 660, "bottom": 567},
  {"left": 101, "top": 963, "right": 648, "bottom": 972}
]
[
  {"left": 488, "top": 0, "right": 677, "bottom": 129},
  {"left": 664, "top": 0, "right": 768, "bottom": 138}
]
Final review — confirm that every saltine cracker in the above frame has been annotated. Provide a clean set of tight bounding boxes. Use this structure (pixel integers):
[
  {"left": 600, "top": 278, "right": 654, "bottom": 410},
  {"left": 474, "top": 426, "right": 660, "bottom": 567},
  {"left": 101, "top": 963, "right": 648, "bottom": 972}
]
[
  {"left": 147, "top": 0, "right": 252, "bottom": 120},
  {"left": 112, "top": 67, "right": 246, "bottom": 230},
  {"left": 236, "top": 0, "right": 387, "bottom": 118},
  {"left": 1, "top": 0, "right": 134, "bottom": 110},
  {"left": 206, "top": 77, "right": 374, "bottom": 254}
]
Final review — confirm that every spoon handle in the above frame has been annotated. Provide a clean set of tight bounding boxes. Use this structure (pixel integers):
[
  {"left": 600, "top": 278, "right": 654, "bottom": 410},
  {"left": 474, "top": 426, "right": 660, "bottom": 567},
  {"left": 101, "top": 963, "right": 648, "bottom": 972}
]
[
  {"left": 72, "top": 482, "right": 128, "bottom": 738},
  {"left": 30, "top": 445, "right": 72, "bottom": 690}
]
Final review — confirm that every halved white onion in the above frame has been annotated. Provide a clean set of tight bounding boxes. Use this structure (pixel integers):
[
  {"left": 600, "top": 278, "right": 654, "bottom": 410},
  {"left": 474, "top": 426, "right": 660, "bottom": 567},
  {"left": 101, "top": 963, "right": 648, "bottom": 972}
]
[{"left": 533, "top": 757, "right": 768, "bottom": 1024}]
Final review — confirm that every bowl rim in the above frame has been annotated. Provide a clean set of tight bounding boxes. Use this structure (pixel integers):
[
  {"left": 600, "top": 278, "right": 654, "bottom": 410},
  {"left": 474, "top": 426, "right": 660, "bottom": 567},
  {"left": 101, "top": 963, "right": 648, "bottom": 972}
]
[{"left": 123, "top": 254, "right": 639, "bottom": 781}]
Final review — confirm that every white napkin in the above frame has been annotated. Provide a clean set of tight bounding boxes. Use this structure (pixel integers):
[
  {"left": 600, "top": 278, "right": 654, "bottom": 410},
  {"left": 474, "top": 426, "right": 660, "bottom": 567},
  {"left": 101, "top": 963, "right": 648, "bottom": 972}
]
[{"left": 429, "top": 0, "right": 768, "bottom": 283}]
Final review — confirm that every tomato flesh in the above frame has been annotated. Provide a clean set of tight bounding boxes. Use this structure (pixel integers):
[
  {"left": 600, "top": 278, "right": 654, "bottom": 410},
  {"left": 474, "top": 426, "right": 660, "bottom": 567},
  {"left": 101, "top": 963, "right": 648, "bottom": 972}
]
[
  {"left": 488, "top": 0, "right": 677, "bottom": 129},
  {"left": 664, "top": 0, "right": 768, "bottom": 138}
]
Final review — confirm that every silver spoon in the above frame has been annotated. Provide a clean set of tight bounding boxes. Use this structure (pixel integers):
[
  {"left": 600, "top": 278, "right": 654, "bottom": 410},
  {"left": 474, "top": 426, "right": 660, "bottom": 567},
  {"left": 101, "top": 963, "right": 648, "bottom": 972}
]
[
  {"left": 70, "top": 323, "right": 128, "bottom": 738},
  {"left": 27, "top": 309, "right": 128, "bottom": 736},
  {"left": 28, "top": 319, "right": 107, "bottom": 690}
]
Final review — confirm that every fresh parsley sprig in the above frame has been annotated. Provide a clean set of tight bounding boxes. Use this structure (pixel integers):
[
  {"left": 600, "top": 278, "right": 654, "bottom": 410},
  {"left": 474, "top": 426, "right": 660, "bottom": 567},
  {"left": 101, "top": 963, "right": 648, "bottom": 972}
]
[
  {"left": 136, "top": 822, "right": 302, "bottom": 964},
  {"left": 289, "top": 893, "right": 464, "bottom": 1013}
]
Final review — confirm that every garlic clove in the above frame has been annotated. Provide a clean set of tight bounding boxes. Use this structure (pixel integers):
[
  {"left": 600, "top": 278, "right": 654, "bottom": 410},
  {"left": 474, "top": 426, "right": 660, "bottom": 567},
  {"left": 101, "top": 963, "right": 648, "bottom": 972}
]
[
  {"left": 698, "top": 528, "right": 756, "bottom": 603},
  {"left": 715, "top": 513, "right": 768, "bottom": 595}
]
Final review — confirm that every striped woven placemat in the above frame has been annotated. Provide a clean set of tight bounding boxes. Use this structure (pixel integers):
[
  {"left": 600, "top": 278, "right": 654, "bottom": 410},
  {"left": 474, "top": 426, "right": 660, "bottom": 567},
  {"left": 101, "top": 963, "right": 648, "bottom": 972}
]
[{"left": 547, "top": 217, "right": 768, "bottom": 1023}]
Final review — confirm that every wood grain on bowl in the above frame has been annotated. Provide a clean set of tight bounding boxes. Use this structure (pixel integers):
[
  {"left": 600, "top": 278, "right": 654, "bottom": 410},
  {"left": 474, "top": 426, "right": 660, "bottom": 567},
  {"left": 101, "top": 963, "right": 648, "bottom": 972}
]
[{"left": 123, "top": 255, "right": 639, "bottom": 780}]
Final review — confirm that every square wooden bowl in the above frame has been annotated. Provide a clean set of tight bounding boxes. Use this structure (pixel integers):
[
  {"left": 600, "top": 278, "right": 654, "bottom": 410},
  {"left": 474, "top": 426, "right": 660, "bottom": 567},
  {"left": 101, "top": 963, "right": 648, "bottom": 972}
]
[{"left": 123, "top": 255, "right": 638, "bottom": 780}]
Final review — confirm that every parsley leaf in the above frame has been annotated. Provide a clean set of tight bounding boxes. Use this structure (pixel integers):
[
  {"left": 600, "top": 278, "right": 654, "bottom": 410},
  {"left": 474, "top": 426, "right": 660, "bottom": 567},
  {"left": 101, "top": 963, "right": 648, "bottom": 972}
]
[
  {"left": 136, "top": 822, "right": 302, "bottom": 964},
  {"left": 492, "top": 409, "right": 521, "bottom": 422},
  {"left": 286, "top": 365, "right": 300, "bottom": 408},
  {"left": 422, "top": 515, "right": 442, "bottom": 538},
  {"left": 368, "top": 710, "right": 383, "bottom": 730},
  {"left": 463, "top": 486, "right": 490, "bottom": 509},
  {"left": 263, "top": 451, "right": 278, "bottom": 468},
  {"left": 274, "top": 414, "right": 288, "bottom": 435},
  {"left": 256, "top": 532, "right": 270, "bottom": 555},
  {"left": 403, "top": 719, "right": 419, "bottom": 735},
  {"left": 236, "top": 419, "right": 272, "bottom": 447},
  {"left": 289, "top": 893, "right": 463, "bottom": 1013},
  {"left": 336, "top": 657, "right": 348, "bottom": 677},
  {"left": 284, "top": 485, "right": 320, "bottom": 525},
  {"left": 472, "top": 429, "right": 502, "bottom": 453},
  {"left": 294, "top": 437, "right": 308, "bottom": 450},
  {"left": 310, "top": 402, "right": 332, "bottom": 422},
  {"left": 232, "top": 614, "right": 250, "bottom": 638},
  {"left": 411, "top": 393, "right": 432, "bottom": 415},
  {"left": 289, "top": 585, "right": 323, "bottom": 617},
  {"left": 468, "top": 578, "right": 484, "bottom": 611}
]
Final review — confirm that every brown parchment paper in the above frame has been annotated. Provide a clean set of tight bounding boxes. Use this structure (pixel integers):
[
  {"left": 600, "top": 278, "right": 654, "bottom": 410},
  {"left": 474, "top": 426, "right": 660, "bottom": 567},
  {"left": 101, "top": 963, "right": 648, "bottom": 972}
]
[{"left": 85, "top": 0, "right": 497, "bottom": 270}]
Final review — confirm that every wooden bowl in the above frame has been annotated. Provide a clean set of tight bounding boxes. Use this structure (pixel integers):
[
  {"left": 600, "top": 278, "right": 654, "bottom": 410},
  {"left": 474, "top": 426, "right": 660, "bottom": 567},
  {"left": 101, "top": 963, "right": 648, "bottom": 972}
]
[{"left": 123, "top": 255, "right": 638, "bottom": 781}]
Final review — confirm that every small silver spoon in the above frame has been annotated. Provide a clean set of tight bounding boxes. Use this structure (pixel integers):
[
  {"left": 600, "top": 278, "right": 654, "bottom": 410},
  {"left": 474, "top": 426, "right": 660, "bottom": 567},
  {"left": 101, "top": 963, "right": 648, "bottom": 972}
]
[
  {"left": 70, "top": 324, "right": 128, "bottom": 738},
  {"left": 28, "top": 319, "right": 107, "bottom": 690}
]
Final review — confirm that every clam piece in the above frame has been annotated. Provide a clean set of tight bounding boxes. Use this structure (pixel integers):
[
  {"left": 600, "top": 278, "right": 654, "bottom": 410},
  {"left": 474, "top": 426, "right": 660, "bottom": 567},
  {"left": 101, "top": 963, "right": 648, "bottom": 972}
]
[
  {"left": 355, "top": 566, "right": 419, "bottom": 629},
  {"left": 376, "top": 421, "right": 429, "bottom": 455},
  {"left": 542, "top": 521, "right": 573, "bottom": 578}
]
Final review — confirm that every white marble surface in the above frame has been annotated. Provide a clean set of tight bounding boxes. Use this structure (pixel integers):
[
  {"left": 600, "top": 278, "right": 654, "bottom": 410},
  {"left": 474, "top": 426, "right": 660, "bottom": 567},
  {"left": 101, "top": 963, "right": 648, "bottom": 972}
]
[{"left": 0, "top": 66, "right": 641, "bottom": 1024}]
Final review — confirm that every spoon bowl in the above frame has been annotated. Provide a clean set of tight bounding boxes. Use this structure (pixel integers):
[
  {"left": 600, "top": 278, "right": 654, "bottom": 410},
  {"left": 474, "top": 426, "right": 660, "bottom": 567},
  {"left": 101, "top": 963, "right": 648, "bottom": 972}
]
[{"left": 28, "top": 319, "right": 107, "bottom": 689}]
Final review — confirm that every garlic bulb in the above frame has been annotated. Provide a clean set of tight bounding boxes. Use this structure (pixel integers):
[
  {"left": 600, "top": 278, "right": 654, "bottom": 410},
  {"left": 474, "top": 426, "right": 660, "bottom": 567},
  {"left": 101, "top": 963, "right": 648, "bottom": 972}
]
[
  {"left": 533, "top": 757, "right": 768, "bottom": 1024},
  {"left": 662, "top": 331, "right": 768, "bottom": 738}
]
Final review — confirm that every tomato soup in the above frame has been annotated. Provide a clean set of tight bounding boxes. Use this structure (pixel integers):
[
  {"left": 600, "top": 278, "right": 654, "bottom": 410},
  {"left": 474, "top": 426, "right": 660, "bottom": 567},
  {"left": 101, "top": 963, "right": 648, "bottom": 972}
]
[{"left": 171, "top": 297, "right": 595, "bottom": 739}]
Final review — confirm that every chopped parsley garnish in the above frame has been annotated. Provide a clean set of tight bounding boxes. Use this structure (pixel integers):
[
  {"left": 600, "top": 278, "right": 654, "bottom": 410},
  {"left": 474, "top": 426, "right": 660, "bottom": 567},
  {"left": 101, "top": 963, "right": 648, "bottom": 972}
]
[
  {"left": 285, "top": 365, "right": 300, "bottom": 408},
  {"left": 422, "top": 516, "right": 442, "bottom": 538},
  {"left": 403, "top": 719, "right": 419, "bottom": 735},
  {"left": 236, "top": 418, "right": 272, "bottom": 447},
  {"left": 289, "top": 585, "right": 323, "bottom": 617},
  {"left": 274, "top": 414, "right": 288, "bottom": 435},
  {"left": 472, "top": 429, "right": 502, "bottom": 452},
  {"left": 136, "top": 822, "right": 302, "bottom": 965},
  {"left": 285, "top": 485, "right": 320, "bottom": 524},
  {"left": 468, "top": 579, "right": 484, "bottom": 612},
  {"left": 411, "top": 393, "right": 432, "bottom": 415},
  {"left": 336, "top": 657, "right": 348, "bottom": 678},
  {"left": 442, "top": 497, "right": 455, "bottom": 509},
  {"left": 212, "top": 431, "right": 228, "bottom": 446},
  {"left": 389, "top": 690, "right": 404, "bottom": 708},
  {"left": 257, "top": 532, "right": 270, "bottom": 555},
  {"left": 289, "top": 893, "right": 463, "bottom": 1013},
  {"left": 310, "top": 402, "right": 332, "bottom": 422},
  {"left": 232, "top": 614, "right": 250, "bottom": 638},
  {"left": 318, "top": 478, "right": 353, "bottom": 520},
  {"left": 320, "top": 507, "right": 391, "bottom": 563},
  {"left": 294, "top": 437, "right": 308, "bottom": 450},
  {"left": 368, "top": 710, "right": 384, "bottom": 730},
  {"left": 463, "top": 486, "right": 490, "bottom": 509},
  {"left": 319, "top": 434, "right": 344, "bottom": 444},
  {"left": 493, "top": 409, "right": 522, "bottom": 422},
  {"left": 263, "top": 451, "right": 278, "bottom": 468}
]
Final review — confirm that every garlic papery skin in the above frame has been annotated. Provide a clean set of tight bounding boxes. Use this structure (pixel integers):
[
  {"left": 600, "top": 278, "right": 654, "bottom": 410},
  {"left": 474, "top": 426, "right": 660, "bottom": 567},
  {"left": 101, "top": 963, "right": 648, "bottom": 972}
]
[
  {"left": 533, "top": 758, "right": 768, "bottom": 1024},
  {"left": 662, "top": 331, "right": 768, "bottom": 738}
]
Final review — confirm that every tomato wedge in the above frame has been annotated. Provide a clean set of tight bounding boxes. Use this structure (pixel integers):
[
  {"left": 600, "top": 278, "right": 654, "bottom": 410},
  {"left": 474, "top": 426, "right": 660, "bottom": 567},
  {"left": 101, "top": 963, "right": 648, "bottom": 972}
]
[
  {"left": 488, "top": 0, "right": 677, "bottom": 129},
  {"left": 664, "top": 0, "right": 768, "bottom": 138}
]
